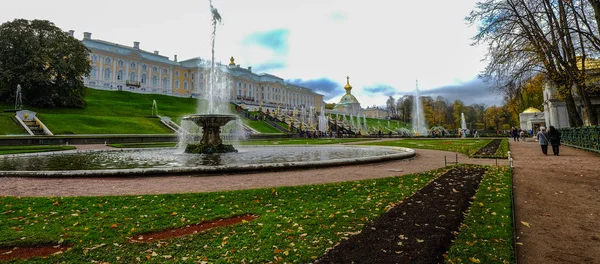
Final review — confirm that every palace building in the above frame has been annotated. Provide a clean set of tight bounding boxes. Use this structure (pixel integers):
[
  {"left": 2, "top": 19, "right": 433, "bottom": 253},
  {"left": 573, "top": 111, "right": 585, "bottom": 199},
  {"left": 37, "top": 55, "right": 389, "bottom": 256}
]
[{"left": 79, "top": 32, "right": 323, "bottom": 110}]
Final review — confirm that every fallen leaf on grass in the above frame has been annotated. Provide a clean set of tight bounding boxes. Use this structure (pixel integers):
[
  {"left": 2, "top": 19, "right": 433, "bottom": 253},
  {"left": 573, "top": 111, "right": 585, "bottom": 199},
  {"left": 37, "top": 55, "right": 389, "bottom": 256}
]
[{"left": 469, "top": 257, "right": 481, "bottom": 263}]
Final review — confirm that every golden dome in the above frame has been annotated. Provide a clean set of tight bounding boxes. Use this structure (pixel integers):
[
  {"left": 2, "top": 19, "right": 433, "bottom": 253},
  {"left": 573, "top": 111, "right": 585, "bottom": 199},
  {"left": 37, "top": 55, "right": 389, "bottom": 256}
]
[
  {"left": 229, "top": 56, "right": 235, "bottom": 66},
  {"left": 522, "top": 107, "right": 542, "bottom": 113},
  {"left": 344, "top": 76, "right": 352, "bottom": 92}
]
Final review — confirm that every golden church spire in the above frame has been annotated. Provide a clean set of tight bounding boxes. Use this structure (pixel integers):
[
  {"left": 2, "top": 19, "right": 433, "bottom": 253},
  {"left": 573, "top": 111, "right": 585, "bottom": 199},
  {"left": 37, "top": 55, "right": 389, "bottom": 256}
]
[{"left": 344, "top": 76, "right": 352, "bottom": 94}]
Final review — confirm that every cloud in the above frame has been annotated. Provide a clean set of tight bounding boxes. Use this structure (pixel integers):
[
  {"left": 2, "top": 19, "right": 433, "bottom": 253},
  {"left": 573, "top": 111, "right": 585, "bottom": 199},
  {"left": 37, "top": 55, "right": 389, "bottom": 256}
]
[
  {"left": 363, "top": 84, "right": 398, "bottom": 97},
  {"left": 329, "top": 11, "right": 346, "bottom": 21},
  {"left": 242, "top": 28, "right": 289, "bottom": 55},
  {"left": 253, "top": 62, "right": 286, "bottom": 72},
  {"left": 286, "top": 78, "right": 344, "bottom": 101},
  {"left": 414, "top": 78, "right": 503, "bottom": 106}
]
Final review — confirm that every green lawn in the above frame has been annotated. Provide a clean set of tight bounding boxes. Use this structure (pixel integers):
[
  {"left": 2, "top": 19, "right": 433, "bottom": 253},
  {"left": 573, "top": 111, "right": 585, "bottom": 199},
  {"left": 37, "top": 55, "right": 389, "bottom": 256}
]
[
  {"left": 0, "top": 111, "right": 26, "bottom": 135},
  {"left": 0, "top": 89, "right": 286, "bottom": 135},
  {"left": 0, "top": 145, "right": 76, "bottom": 155},
  {"left": 363, "top": 139, "right": 492, "bottom": 157},
  {"left": 446, "top": 166, "right": 514, "bottom": 263},
  {"left": 329, "top": 114, "right": 407, "bottom": 132},
  {"left": 0, "top": 169, "right": 444, "bottom": 263}
]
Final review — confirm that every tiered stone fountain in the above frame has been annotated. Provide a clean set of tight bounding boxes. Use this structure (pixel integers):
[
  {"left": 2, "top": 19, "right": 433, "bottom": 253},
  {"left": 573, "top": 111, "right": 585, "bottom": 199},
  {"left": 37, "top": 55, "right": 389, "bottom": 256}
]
[{"left": 183, "top": 114, "right": 237, "bottom": 154}]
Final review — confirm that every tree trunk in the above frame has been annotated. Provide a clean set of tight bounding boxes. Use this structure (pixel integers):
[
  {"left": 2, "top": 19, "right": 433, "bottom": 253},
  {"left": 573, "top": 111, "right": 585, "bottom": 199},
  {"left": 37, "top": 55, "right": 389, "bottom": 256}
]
[{"left": 564, "top": 91, "right": 584, "bottom": 127}]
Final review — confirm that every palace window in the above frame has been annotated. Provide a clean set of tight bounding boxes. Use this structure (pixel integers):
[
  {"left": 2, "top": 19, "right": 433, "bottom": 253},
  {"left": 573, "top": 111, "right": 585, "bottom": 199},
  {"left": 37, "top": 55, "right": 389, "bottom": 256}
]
[
  {"left": 162, "top": 77, "right": 169, "bottom": 88},
  {"left": 91, "top": 55, "right": 98, "bottom": 62},
  {"left": 90, "top": 67, "right": 97, "bottom": 78},
  {"left": 200, "top": 73, "right": 204, "bottom": 79},
  {"left": 153, "top": 66, "right": 158, "bottom": 73},
  {"left": 142, "top": 65, "right": 147, "bottom": 71},
  {"left": 130, "top": 62, "right": 136, "bottom": 69},
  {"left": 117, "top": 70, "right": 123, "bottom": 81},
  {"left": 141, "top": 74, "right": 147, "bottom": 84},
  {"left": 129, "top": 72, "right": 136, "bottom": 82},
  {"left": 175, "top": 71, "right": 180, "bottom": 77},
  {"left": 103, "top": 68, "right": 111, "bottom": 80},
  {"left": 163, "top": 68, "right": 168, "bottom": 75},
  {"left": 184, "top": 72, "right": 188, "bottom": 78},
  {"left": 105, "top": 57, "right": 111, "bottom": 65},
  {"left": 175, "top": 80, "right": 180, "bottom": 89},
  {"left": 118, "top": 60, "right": 124, "bottom": 66},
  {"left": 152, "top": 76, "right": 158, "bottom": 87},
  {"left": 184, "top": 81, "right": 188, "bottom": 90}
]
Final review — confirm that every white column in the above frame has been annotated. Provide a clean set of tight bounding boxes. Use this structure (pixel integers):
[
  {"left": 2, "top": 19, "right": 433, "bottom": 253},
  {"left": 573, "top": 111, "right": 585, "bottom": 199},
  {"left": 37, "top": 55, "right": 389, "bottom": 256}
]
[
  {"left": 98, "top": 56, "right": 103, "bottom": 81},
  {"left": 169, "top": 67, "right": 173, "bottom": 92},
  {"left": 112, "top": 59, "right": 117, "bottom": 83}
]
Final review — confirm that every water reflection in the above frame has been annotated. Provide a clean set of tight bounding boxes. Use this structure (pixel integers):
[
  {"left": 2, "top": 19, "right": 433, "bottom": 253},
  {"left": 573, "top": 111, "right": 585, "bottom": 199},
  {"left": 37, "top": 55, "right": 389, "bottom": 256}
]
[{"left": 0, "top": 146, "right": 401, "bottom": 171}]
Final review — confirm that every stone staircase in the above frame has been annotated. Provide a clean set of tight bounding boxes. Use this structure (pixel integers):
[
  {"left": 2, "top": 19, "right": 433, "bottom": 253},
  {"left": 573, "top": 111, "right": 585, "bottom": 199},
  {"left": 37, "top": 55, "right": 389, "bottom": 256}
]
[
  {"left": 15, "top": 110, "right": 53, "bottom": 136},
  {"left": 22, "top": 120, "right": 46, "bottom": 135}
]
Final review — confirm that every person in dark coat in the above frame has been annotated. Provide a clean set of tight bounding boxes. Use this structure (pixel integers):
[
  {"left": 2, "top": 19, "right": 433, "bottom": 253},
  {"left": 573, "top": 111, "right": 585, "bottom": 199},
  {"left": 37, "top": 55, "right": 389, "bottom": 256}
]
[
  {"left": 536, "top": 127, "right": 549, "bottom": 155},
  {"left": 547, "top": 126, "right": 562, "bottom": 156}
]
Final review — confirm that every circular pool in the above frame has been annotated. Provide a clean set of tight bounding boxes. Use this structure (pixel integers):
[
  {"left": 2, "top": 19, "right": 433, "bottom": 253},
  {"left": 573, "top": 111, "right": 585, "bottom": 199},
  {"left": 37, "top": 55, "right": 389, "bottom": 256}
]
[{"left": 0, "top": 145, "right": 415, "bottom": 177}]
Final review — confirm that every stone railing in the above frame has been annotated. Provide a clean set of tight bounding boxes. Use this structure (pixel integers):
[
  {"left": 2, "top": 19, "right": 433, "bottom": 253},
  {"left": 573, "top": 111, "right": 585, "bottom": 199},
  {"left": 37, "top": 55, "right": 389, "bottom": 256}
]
[{"left": 559, "top": 126, "right": 600, "bottom": 153}]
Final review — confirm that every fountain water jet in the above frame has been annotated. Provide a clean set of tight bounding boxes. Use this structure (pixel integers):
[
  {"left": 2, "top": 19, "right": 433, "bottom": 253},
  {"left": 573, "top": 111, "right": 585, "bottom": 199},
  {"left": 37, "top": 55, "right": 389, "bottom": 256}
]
[
  {"left": 411, "top": 80, "right": 427, "bottom": 136},
  {"left": 15, "top": 84, "right": 23, "bottom": 111},
  {"left": 182, "top": 0, "right": 238, "bottom": 154}
]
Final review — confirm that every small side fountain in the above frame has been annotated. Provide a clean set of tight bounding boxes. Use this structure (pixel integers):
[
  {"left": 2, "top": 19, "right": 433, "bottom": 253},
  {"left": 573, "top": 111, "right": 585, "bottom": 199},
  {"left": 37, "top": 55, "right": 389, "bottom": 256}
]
[
  {"left": 183, "top": 0, "right": 237, "bottom": 154},
  {"left": 460, "top": 112, "right": 468, "bottom": 138},
  {"left": 15, "top": 84, "right": 23, "bottom": 111},
  {"left": 412, "top": 80, "right": 428, "bottom": 136}
]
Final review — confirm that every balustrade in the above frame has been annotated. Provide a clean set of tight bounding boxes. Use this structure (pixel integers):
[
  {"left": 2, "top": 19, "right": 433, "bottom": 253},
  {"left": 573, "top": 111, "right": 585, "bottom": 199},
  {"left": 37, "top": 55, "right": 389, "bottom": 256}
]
[{"left": 559, "top": 126, "right": 600, "bottom": 153}]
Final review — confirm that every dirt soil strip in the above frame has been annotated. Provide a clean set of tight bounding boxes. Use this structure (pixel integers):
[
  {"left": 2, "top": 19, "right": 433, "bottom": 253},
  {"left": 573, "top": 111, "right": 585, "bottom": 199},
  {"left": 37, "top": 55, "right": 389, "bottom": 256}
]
[
  {"left": 473, "top": 139, "right": 502, "bottom": 156},
  {"left": 0, "top": 245, "right": 72, "bottom": 261},
  {"left": 316, "top": 166, "right": 487, "bottom": 264},
  {"left": 129, "top": 215, "right": 258, "bottom": 242},
  {"left": 510, "top": 141, "right": 600, "bottom": 264}
]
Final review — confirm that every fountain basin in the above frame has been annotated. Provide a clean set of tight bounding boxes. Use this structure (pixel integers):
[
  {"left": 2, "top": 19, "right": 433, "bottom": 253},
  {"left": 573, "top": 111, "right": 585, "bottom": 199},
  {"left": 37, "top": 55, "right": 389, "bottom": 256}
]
[
  {"left": 182, "top": 114, "right": 238, "bottom": 154},
  {"left": 0, "top": 145, "right": 415, "bottom": 177}
]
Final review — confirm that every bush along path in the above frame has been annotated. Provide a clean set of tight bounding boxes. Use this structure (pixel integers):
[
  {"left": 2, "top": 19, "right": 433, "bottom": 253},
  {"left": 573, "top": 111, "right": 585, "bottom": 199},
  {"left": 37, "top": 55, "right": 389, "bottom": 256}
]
[{"left": 316, "top": 165, "right": 487, "bottom": 264}]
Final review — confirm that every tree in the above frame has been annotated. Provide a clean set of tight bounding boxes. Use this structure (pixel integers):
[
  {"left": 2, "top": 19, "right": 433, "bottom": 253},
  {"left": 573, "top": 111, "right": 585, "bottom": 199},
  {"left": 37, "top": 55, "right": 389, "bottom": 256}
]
[
  {"left": 0, "top": 19, "right": 91, "bottom": 108},
  {"left": 324, "top": 103, "right": 336, "bottom": 110},
  {"left": 386, "top": 96, "right": 396, "bottom": 118},
  {"left": 467, "top": 0, "right": 590, "bottom": 126},
  {"left": 451, "top": 100, "right": 465, "bottom": 129}
]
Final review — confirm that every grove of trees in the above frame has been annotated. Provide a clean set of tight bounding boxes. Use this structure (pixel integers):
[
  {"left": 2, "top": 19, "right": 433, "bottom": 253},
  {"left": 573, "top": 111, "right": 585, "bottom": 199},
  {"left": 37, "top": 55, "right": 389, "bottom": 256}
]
[
  {"left": 467, "top": 0, "right": 600, "bottom": 127},
  {"left": 386, "top": 95, "right": 516, "bottom": 131},
  {"left": 0, "top": 19, "right": 91, "bottom": 108}
]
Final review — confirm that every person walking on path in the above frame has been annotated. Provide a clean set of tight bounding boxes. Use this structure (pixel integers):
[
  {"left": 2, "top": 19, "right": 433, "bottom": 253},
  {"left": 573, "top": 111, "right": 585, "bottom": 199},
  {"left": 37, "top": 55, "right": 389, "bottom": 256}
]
[
  {"left": 536, "top": 127, "right": 549, "bottom": 155},
  {"left": 547, "top": 126, "right": 562, "bottom": 155}
]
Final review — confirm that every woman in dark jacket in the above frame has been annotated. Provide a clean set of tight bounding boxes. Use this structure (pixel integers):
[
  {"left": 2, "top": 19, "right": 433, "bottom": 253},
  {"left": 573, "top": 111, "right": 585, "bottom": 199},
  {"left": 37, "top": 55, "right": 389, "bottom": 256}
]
[{"left": 547, "top": 126, "right": 562, "bottom": 156}]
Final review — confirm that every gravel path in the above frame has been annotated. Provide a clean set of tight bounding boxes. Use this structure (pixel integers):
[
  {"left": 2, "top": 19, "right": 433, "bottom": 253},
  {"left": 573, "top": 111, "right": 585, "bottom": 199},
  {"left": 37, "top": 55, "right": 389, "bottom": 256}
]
[
  {"left": 510, "top": 140, "right": 600, "bottom": 264},
  {"left": 0, "top": 148, "right": 505, "bottom": 197}
]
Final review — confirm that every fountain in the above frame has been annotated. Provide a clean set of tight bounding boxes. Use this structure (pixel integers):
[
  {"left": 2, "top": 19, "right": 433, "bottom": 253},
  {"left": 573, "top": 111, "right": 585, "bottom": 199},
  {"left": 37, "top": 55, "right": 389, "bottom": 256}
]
[
  {"left": 0, "top": 0, "right": 418, "bottom": 177},
  {"left": 15, "top": 84, "right": 23, "bottom": 111},
  {"left": 182, "top": 0, "right": 238, "bottom": 154},
  {"left": 412, "top": 80, "right": 427, "bottom": 136},
  {"left": 460, "top": 112, "right": 468, "bottom": 138}
]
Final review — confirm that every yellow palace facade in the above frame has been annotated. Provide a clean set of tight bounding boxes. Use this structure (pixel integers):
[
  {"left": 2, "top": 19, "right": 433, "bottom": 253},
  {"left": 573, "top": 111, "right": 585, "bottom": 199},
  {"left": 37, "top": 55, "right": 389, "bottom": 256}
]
[{"left": 80, "top": 32, "right": 323, "bottom": 110}]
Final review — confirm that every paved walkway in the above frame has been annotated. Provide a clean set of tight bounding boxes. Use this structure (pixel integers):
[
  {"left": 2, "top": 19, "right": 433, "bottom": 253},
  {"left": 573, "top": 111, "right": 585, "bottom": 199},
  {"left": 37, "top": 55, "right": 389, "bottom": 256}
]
[
  {"left": 510, "top": 140, "right": 600, "bottom": 264},
  {"left": 0, "top": 148, "right": 506, "bottom": 197}
]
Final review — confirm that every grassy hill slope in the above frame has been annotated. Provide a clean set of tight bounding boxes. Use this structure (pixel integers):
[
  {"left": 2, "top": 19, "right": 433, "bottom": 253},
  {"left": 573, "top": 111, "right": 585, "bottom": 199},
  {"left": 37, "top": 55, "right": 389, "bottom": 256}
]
[{"left": 0, "top": 88, "right": 284, "bottom": 135}]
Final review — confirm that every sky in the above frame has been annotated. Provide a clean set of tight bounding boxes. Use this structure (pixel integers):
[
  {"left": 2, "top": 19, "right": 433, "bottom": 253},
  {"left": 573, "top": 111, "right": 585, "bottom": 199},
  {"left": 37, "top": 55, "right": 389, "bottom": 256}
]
[{"left": 0, "top": 0, "right": 504, "bottom": 107}]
